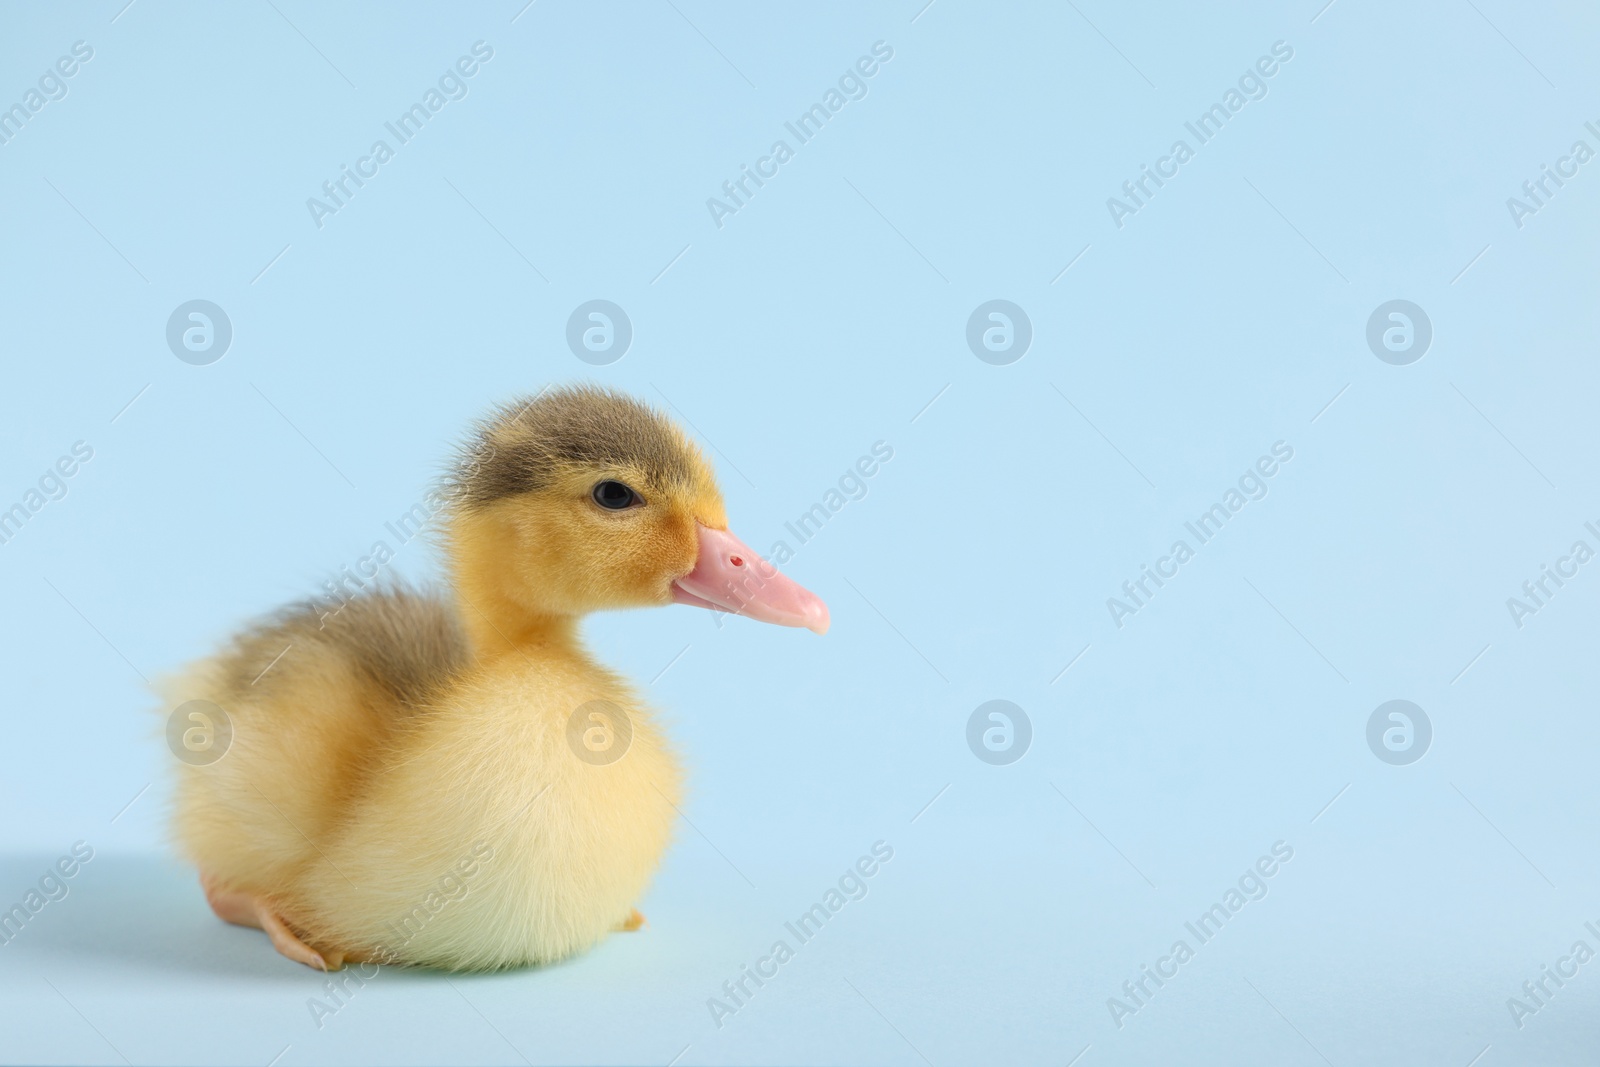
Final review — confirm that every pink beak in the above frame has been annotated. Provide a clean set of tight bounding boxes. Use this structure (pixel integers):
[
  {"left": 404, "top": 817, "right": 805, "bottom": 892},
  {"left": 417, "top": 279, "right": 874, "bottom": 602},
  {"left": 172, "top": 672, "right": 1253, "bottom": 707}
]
[{"left": 672, "top": 525, "right": 829, "bottom": 634}]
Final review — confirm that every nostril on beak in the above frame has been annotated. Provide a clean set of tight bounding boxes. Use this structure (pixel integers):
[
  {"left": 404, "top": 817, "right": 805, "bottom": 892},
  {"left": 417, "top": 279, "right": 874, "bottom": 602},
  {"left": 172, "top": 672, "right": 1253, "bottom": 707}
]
[{"left": 674, "top": 523, "right": 826, "bottom": 632}]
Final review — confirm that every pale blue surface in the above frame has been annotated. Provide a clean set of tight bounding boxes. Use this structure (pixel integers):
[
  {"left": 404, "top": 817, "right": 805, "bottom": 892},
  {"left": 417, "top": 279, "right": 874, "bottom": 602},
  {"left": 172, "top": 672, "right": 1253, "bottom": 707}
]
[{"left": 1, "top": 1, "right": 1598, "bottom": 1064}]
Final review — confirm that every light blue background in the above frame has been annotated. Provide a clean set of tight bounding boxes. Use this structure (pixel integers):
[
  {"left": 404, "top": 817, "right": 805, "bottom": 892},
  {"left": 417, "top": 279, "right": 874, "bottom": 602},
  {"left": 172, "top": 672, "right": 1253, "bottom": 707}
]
[{"left": 2, "top": 1, "right": 1598, "bottom": 1064}]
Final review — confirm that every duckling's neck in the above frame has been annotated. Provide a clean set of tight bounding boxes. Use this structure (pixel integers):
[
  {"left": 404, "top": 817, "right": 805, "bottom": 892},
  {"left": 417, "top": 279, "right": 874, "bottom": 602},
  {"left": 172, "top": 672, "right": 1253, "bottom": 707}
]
[
  {"left": 447, "top": 517, "right": 583, "bottom": 664},
  {"left": 454, "top": 582, "right": 580, "bottom": 663}
]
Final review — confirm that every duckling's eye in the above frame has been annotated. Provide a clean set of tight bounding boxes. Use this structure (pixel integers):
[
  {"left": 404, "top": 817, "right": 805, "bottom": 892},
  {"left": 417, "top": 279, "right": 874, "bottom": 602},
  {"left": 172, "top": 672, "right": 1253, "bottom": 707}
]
[{"left": 591, "top": 480, "right": 641, "bottom": 511}]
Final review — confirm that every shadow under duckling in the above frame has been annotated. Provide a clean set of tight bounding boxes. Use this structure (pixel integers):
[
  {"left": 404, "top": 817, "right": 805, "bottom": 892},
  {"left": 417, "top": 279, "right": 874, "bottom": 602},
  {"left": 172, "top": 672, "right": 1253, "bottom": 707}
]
[{"left": 161, "top": 386, "right": 828, "bottom": 971}]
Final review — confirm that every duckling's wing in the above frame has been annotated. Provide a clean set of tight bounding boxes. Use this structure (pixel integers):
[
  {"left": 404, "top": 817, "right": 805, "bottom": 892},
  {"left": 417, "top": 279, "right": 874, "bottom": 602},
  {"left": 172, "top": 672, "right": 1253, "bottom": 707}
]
[
  {"left": 164, "top": 585, "right": 467, "bottom": 897},
  {"left": 218, "top": 585, "right": 467, "bottom": 714}
]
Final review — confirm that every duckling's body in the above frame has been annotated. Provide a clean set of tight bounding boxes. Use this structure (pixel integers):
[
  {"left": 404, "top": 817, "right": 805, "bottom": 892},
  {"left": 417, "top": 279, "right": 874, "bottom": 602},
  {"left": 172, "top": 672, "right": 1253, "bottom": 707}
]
[
  {"left": 166, "top": 589, "right": 678, "bottom": 970},
  {"left": 165, "top": 388, "right": 826, "bottom": 970}
]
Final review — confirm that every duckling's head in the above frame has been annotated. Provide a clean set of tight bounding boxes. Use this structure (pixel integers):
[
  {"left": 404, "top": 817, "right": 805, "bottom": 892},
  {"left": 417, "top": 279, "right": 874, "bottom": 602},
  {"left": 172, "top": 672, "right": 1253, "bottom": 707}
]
[{"left": 445, "top": 386, "right": 828, "bottom": 642}]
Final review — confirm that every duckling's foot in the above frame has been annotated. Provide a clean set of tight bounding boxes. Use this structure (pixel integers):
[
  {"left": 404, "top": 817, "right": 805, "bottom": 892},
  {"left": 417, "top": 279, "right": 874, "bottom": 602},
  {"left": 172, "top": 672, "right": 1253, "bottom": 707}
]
[
  {"left": 201, "top": 873, "right": 337, "bottom": 971},
  {"left": 616, "top": 908, "right": 647, "bottom": 932}
]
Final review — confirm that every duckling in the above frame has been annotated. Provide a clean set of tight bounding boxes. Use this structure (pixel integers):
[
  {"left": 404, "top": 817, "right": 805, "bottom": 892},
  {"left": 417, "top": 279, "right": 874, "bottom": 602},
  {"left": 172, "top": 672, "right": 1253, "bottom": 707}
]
[{"left": 162, "top": 386, "right": 828, "bottom": 971}]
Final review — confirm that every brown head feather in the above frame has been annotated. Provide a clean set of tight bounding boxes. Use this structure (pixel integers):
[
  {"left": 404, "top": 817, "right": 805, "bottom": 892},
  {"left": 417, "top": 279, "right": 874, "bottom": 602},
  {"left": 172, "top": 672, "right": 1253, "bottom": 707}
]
[{"left": 449, "top": 386, "right": 699, "bottom": 507}]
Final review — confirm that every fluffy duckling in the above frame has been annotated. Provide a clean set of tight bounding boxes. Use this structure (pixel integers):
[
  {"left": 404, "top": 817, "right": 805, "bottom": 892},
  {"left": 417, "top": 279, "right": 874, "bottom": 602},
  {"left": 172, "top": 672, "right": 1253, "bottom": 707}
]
[{"left": 163, "top": 386, "right": 827, "bottom": 971}]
